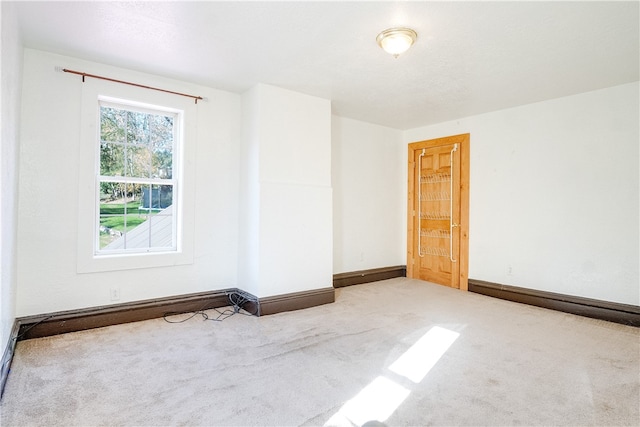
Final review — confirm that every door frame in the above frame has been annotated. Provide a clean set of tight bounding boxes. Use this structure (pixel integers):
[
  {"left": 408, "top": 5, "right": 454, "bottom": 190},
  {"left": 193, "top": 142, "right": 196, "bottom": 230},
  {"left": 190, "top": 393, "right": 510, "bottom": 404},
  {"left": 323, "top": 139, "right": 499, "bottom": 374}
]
[{"left": 407, "top": 133, "right": 470, "bottom": 291}]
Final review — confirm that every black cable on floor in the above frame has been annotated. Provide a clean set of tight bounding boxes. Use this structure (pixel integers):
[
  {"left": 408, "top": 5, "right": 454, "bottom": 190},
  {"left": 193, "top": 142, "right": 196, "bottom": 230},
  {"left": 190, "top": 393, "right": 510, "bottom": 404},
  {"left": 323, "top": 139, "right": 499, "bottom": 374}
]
[{"left": 162, "top": 291, "right": 259, "bottom": 324}]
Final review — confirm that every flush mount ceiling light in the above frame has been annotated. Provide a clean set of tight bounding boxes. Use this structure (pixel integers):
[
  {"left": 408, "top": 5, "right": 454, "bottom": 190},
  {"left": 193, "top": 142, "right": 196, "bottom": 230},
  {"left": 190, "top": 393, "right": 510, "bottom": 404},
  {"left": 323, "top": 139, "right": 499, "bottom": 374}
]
[{"left": 376, "top": 27, "right": 417, "bottom": 58}]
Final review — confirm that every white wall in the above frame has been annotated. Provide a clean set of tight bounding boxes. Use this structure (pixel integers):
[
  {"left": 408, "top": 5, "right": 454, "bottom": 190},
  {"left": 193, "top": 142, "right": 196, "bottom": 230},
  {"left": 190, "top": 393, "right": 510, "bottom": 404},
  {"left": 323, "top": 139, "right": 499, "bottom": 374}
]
[
  {"left": 1, "top": 2, "right": 23, "bottom": 347},
  {"left": 15, "top": 49, "right": 242, "bottom": 316},
  {"left": 11, "top": 49, "right": 638, "bottom": 318},
  {"left": 239, "top": 84, "right": 333, "bottom": 297},
  {"left": 404, "top": 82, "right": 640, "bottom": 305},
  {"left": 332, "top": 116, "right": 405, "bottom": 273}
]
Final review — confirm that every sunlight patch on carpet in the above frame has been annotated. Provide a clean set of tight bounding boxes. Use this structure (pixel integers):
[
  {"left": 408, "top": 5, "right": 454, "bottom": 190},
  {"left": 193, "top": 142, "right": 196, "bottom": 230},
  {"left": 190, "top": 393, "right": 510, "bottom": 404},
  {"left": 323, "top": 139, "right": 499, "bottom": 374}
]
[
  {"left": 324, "top": 376, "right": 410, "bottom": 426},
  {"left": 324, "top": 326, "right": 460, "bottom": 426},
  {"left": 389, "top": 326, "right": 460, "bottom": 383}
]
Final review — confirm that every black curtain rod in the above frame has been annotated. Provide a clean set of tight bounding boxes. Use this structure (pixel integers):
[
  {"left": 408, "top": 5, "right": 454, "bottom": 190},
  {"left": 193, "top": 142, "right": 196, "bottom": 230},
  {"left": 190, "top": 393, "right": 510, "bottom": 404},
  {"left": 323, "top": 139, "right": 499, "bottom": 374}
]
[{"left": 63, "top": 68, "right": 204, "bottom": 104}]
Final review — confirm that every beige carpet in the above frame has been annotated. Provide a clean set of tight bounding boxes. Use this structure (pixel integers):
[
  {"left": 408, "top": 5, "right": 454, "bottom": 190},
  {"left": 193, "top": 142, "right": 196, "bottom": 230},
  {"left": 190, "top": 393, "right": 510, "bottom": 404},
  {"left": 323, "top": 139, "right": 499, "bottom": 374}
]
[{"left": 1, "top": 278, "right": 638, "bottom": 426}]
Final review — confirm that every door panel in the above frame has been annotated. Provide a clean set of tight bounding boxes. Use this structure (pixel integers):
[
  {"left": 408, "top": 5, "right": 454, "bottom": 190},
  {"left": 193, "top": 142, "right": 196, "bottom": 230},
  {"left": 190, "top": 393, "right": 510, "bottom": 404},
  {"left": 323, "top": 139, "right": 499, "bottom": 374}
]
[{"left": 407, "top": 134, "right": 469, "bottom": 290}]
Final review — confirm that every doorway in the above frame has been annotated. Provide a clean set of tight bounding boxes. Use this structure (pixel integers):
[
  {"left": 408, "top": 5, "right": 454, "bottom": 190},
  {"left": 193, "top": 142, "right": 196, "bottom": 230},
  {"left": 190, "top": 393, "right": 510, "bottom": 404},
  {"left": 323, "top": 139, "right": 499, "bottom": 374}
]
[{"left": 407, "top": 134, "right": 469, "bottom": 290}]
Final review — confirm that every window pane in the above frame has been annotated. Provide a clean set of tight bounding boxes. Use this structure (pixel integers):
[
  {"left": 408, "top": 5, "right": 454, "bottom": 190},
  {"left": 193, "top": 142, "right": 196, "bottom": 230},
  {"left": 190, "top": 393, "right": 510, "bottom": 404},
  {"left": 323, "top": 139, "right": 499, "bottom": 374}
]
[
  {"left": 149, "top": 210, "right": 174, "bottom": 248},
  {"left": 140, "top": 184, "right": 173, "bottom": 210},
  {"left": 151, "top": 146, "right": 172, "bottom": 179},
  {"left": 100, "top": 107, "right": 126, "bottom": 143},
  {"left": 127, "top": 145, "right": 151, "bottom": 178},
  {"left": 99, "top": 192, "right": 127, "bottom": 250},
  {"left": 148, "top": 184, "right": 174, "bottom": 248},
  {"left": 150, "top": 113, "right": 173, "bottom": 178},
  {"left": 149, "top": 114, "right": 173, "bottom": 149},
  {"left": 99, "top": 212, "right": 124, "bottom": 249},
  {"left": 127, "top": 111, "right": 150, "bottom": 145},
  {"left": 100, "top": 142, "right": 125, "bottom": 176},
  {"left": 159, "top": 184, "right": 173, "bottom": 208}
]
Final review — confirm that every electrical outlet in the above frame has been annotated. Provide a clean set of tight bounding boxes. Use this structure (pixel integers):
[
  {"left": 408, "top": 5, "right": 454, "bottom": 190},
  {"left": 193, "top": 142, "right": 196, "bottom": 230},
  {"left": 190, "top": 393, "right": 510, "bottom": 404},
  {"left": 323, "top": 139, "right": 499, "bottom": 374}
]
[
  {"left": 507, "top": 265, "right": 513, "bottom": 276},
  {"left": 110, "top": 287, "right": 120, "bottom": 301}
]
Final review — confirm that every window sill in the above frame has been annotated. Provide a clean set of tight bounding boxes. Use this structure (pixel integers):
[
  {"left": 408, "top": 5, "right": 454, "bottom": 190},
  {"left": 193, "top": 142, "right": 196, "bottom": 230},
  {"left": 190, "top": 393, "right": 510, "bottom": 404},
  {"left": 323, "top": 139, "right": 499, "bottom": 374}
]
[{"left": 77, "top": 249, "right": 193, "bottom": 274}]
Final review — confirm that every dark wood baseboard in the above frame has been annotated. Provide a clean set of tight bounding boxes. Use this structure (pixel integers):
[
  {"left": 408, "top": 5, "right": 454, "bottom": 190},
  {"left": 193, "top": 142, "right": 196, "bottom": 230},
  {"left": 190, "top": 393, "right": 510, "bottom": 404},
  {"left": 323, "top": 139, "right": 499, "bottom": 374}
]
[
  {"left": 333, "top": 265, "right": 406, "bottom": 288},
  {"left": 469, "top": 279, "right": 640, "bottom": 327},
  {"left": 258, "top": 287, "right": 335, "bottom": 316},
  {"left": 12, "top": 285, "right": 336, "bottom": 342},
  {"left": 0, "top": 320, "right": 20, "bottom": 398},
  {"left": 16, "top": 289, "right": 235, "bottom": 340}
]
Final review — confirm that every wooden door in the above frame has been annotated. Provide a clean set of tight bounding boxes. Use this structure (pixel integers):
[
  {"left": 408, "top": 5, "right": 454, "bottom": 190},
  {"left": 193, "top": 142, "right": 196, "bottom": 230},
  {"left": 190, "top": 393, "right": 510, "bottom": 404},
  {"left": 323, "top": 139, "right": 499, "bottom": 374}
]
[{"left": 407, "top": 134, "right": 469, "bottom": 290}]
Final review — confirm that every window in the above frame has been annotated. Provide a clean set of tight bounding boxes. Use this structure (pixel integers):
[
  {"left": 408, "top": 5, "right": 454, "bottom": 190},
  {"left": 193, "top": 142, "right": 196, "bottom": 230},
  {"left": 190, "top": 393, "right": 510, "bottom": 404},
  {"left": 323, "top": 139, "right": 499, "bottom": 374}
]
[
  {"left": 96, "top": 100, "right": 179, "bottom": 254},
  {"left": 77, "top": 80, "right": 195, "bottom": 273}
]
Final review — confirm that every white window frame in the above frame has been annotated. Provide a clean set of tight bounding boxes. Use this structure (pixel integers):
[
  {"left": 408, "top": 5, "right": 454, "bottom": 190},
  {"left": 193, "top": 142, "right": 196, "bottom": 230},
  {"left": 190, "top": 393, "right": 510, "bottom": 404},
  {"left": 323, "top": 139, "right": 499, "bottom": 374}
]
[{"left": 77, "top": 78, "right": 196, "bottom": 273}]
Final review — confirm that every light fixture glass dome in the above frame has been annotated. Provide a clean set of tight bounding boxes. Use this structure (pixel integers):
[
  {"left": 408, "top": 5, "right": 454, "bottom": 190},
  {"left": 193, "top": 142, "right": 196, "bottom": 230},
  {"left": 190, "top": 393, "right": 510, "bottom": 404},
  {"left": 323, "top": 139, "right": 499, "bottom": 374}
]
[{"left": 376, "top": 27, "right": 418, "bottom": 57}]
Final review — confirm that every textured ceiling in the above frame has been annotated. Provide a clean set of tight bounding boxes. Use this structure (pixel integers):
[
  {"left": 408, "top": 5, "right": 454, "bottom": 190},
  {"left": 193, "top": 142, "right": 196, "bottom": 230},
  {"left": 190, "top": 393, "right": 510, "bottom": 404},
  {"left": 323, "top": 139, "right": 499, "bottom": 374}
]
[{"left": 12, "top": 1, "right": 640, "bottom": 130}]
